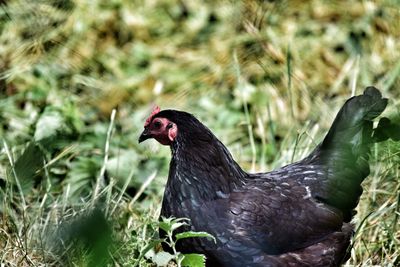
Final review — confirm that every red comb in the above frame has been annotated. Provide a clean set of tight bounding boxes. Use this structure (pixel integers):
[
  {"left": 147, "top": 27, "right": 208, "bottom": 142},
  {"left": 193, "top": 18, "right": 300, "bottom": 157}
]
[{"left": 144, "top": 106, "right": 161, "bottom": 127}]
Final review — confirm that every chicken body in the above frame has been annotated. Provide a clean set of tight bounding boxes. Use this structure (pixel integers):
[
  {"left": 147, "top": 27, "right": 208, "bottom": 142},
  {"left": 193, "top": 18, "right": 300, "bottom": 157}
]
[
  {"left": 139, "top": 87, "right": 391, "bottom": 266},
  {"left": 162, "top": 160, "right": 352, "bottom": 266}
]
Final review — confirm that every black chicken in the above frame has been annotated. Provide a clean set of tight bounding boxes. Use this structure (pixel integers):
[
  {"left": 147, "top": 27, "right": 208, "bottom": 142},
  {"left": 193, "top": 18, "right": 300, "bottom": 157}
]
[{"left": 139, "top": 87, "right": 396, "bottom": 267}]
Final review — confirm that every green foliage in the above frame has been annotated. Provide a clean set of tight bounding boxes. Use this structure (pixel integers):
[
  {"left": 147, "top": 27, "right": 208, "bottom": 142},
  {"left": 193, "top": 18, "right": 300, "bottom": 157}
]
[
  {"left": 49, "top": 208, "right": 113, "bottom": 267},
  {"left": 12, "top": 142, "right": 45, "bottom": 192},
  {"left": 0, "top": 0, "right": 399, "bottom": 266},
  {"left": 148, "top": 217, "right": 214, "bottom": 267},
  {"left": 176, "top": 231, "right": 216, "bottom": 243},
  {"left": 181, "top": 254, "right": 207, "bottom": 267}
]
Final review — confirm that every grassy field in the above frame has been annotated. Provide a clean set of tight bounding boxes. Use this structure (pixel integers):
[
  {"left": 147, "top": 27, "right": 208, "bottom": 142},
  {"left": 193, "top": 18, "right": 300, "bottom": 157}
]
[{"left": 0, "top": 0, "right": 399, "bottom": 266}]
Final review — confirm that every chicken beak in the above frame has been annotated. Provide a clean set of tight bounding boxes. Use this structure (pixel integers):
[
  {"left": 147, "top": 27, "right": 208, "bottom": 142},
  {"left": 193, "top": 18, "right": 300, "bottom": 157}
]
[{"left": 138, "top": 128, "right": 151, "bottom": 143}]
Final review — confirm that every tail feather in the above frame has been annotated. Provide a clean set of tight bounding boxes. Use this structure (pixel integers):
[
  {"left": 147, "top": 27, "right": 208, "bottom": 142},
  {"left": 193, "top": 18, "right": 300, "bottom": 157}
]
[
  {"left": 314, "top": 86, "right": 388, "bottom": 221},
  {"left": 322, "top": 86, "right": 388, "bottom": 151}
]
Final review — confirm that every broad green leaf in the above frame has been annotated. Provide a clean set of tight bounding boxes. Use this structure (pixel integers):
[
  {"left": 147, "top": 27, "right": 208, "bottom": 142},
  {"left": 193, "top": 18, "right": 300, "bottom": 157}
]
[
  {"left": 181, "top": 254, "right": 206, "bottom": 267},
  {"left": 12, "top": 142, "right": 44, "bottom": 192}
]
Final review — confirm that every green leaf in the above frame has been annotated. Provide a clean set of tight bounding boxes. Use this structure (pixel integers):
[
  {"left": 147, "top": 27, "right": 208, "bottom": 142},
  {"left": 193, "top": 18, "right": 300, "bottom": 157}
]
[
  {"left": 181, "top": 254, "right": 206, "bottom": 267},
  {"left": 175, "top": 231, "right": 216, "bottom": 243},
  {"left": 12, "top": 142, "right": 45, "bottom": 192},
  {"left": 64, "top": 156, "right": 102, "bottom": 198},
  {"left": 159, "top": 217, "right": 190, "bottom": 233},
  {"left": 50, "top": 209, "right": 113, "bottom": 266},
  {"left": 171, "top": 221, "right": 188, "bottom": 232},
  {"left": 158, "top": 220, "right": 172, "bottom": 233}
]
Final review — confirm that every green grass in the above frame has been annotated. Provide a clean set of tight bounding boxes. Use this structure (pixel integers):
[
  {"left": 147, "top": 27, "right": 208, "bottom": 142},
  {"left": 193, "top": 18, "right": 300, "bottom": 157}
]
[{"left": 0, "top": 0, "right": 399, "bottom": 266}]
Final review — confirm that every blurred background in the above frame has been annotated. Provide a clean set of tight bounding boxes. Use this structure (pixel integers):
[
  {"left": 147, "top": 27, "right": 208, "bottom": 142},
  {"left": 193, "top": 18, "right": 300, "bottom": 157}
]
[{"left": 0, "top": 0, "right": 399, "bottom": 266}]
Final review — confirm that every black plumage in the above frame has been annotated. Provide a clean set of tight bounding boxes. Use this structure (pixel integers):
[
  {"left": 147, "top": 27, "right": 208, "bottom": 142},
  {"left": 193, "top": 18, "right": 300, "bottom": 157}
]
[{"left": 139, "top": 87, "right": 394, "bottom": 267}]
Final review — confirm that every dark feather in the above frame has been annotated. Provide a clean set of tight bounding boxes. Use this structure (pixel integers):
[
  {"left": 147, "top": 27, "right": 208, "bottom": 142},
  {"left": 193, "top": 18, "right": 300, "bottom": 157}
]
[{"left": 151, "top": 87, "right": 390, "bottom": 266}]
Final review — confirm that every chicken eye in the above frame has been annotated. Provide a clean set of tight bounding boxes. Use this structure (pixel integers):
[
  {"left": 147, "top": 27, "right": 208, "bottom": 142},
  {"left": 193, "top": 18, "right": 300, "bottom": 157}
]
[{"left": 153, "top": 121, "right": 161, "bottom": 129}]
